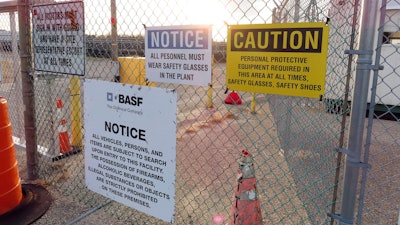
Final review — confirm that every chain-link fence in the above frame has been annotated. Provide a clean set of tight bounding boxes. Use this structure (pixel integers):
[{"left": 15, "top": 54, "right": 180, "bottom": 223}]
[
  {"left": 355, "top": 0, "right": 400, "bottom": 224},
  {"left": 0, "top": 0, "right": 399, "bottom": 224}
]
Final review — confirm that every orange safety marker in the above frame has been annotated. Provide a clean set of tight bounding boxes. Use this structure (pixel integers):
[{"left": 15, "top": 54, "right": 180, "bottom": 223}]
[
  {"left": 58, "top": 118, "right": 71, "bottom": 154},
  {"left": 56, "top": 98, "right": 63, "bottom": 118},
  {"left": 53, "top": 99, "right": 81, "bottom": 162},
  {"left": 0, "top": 97, "right": 23, "bottom": 215},
  {"left": 225, "top": 91, "right": 242, "bottom": 105},
  {"left": 230, "top": 150, "right": 263, "bottom": 225},
  {"left": 56, "top": 98, "right": 71, "bottom": 154}
]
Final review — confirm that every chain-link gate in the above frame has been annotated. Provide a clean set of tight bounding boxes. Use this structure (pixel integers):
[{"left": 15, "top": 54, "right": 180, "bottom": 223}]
[
  {"left": 355, "top": 0, "right": 400, "bottom": 224},
  {"left": 0, "top": 0, "right": 399, "bottom": 224}
]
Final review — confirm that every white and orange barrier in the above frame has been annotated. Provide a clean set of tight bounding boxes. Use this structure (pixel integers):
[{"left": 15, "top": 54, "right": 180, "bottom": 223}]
[{"left": 230, "top": 150, "right": 263, "bottom": 225}]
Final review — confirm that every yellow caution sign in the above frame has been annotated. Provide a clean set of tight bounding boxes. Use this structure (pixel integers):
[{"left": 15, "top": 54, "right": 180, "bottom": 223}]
[{"left": 227, "top": 22, "right": 329, "bottom": 98}]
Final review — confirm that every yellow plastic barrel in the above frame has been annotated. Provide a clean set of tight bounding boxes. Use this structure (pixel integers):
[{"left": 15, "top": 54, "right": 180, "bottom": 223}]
[
  {"left": 118, "top": 57, "right": 155, "bottom": 86},
  {"left": 0, "top": 97, "right": 22, "bottom": 215}
]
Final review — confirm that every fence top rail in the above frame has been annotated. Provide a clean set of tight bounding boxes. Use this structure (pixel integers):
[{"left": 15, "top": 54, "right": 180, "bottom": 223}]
[{"left": 0, "top": 1, "right": 18, "bottom": 13}]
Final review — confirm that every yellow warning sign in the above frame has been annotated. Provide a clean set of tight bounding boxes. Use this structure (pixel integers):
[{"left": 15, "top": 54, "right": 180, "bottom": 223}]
[{"left": 226, "top": 22, "right": 329, "bottom": 98}]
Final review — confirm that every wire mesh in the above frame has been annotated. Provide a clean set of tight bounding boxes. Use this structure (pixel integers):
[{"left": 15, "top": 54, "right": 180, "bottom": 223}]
[
  {"left": 0, "top": 0, "right": 399, "bottom": 224},
  {"left": 0, "top": 12, "right": 25, "bottom": 145},
  {"left": 356, "top": 0, "right": 400, "bottom": 224}
]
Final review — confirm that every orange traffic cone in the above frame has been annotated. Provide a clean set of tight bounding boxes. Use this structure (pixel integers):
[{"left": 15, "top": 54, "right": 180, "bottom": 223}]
[
  {"left": 0, "top": 97, "right": 52, "bottom": 224},
  {"left": 0, "top": 97, "right": 23, "bottom": 215},
  {"left": 58, "top": 118, "right": 71, "bottom": 154},
  {"left": 225, "top": 91, "right": 242, "bottom": 105},
  {"left": 230, "top": 150, "right": 263, "bottom": 225},
  {"left": 53, "top": 98, "right": 81, "bottom": 161}
]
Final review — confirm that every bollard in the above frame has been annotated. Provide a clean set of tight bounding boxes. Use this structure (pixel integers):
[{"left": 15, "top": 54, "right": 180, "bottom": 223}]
[{"left": 118, "top": 57, "right": 155, "bottom": 86}]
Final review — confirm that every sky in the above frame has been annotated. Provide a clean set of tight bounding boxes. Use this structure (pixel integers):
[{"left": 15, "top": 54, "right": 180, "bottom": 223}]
[
  {"left": 84, "top": 0, "right": 275, "bottom": 39},
  {"left": 1, "top": 0, "right": 276, "bottom": 41}
]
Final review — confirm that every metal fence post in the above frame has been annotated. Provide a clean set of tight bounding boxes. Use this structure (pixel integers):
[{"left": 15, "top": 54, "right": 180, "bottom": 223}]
[
  {"left": 357, "top": 1, "right": 387, "bottom": 224},
  {"left": 18, "top": 0, "right": 37, "bottom": 180},
  {"left": 111, "top": 0, "right": 119, "bottom": 81},
  {"left": 339, "top": 0, "right": 379, "bottom": 224}
]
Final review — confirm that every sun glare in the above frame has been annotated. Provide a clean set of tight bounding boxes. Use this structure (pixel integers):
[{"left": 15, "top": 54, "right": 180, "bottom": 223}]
[{"left": 184, "top": 0, "right": 228, "bottom": 26}]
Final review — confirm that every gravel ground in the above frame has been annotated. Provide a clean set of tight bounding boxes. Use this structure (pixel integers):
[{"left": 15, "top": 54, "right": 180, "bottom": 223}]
[{"left": 15, "top": 144, "right": 125, "bottom": 225}]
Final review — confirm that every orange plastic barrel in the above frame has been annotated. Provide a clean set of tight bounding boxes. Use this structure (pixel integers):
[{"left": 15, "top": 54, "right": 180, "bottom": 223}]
[{"left": 0, "top": 97, "right": 23, "bottom": 215}]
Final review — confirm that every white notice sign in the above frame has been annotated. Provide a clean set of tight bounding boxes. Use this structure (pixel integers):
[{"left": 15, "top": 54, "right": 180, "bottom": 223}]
[
  {"left": 84, "top": 79, "right": 176, "bottom": 223},
  {"left": 145, "top": 25, "right": 212, "bottom": 86},
  {"left": 32, "top": 1, "right": 85, "bottom": 75}
]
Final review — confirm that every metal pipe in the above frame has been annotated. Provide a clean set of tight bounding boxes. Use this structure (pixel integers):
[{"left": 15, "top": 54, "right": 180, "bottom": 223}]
[
  {"left": 357, "top": 0, "right": 387, "bottom": 224},
  {"left": 339, "top": 0, "right": 379, "bottom": 224},
  {"left": 111, "top": 0, "right": 119, "bottom": 82},
  {"left": 330, "top": 1, "right": 361, "bottom": 224},
  {"left": 66, "top": 200, "right": 112, "bottom": 225},
  {"left": 0, "top": 1, "right": 18, "bottom": 13},
  {"left": 18, "top": 0, "right": 37, "bottom": 180}
]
